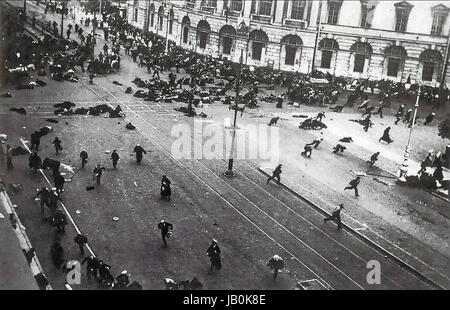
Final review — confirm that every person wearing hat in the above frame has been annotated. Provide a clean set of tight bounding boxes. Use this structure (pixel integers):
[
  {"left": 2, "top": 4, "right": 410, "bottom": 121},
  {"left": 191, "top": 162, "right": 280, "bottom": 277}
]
[
  {"left": 158, "top": 219, "right": 173, "bottom": 248},
  {"left": 267, "top": 164, "right": 282, "bottom": 185},
  {"left": 36, "top": 187, "right": 50, "bottom": 215},
  {"left": 315, "top": 111, "right": 326, "bottom": 122},
  {"left": 423, "top": 112, "right": 436, "bottom": 125},
  {"left": 418, "top": 151, "right": 434, "bottom": 175},
  {"left": 344, "top": 176, "right": 360, "bottom": 197},
  {"left": 111, "top": 150, "right": 120, "bottom": 169},
  {"left": 133, "top": 144, "right": 147, "bottom": 164},
  {"left": 80, "top": 150, "right": 88, "bottom": 168},
  {"left": 54, "top": 171, "right": 65, "bottom": 194},
  {"left": 206, "top": 239, "right": 222, "bottom": 273},
  {"left": 367, "top": 152, "right": 380, "bottom": 167},
  {"left": 74, "top": 233, "right": 88, "bottom": 255},
  {"left": 324, "top": 204, "right": 344, "bottom": 229},
  {"left": 93, "top": 164, "right": 106, "bottom": 185},
  {"left": 53, "top": 209, "right": 68, "bottom": 233},
  {"left": 82, "top": 255, "right": 100, "bottom": 280},
  {"left": 52, "top": 137, "right": 63, "bottom": 155},
  {"left": 113, "top": 270, "right": 130, "bottom": 290}
]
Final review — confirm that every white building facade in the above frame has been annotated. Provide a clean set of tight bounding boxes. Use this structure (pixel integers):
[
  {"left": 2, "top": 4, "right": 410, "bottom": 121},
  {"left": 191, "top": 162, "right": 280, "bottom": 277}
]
[{"left": 126, "top": 0, "right": 450, "bottom": 86}]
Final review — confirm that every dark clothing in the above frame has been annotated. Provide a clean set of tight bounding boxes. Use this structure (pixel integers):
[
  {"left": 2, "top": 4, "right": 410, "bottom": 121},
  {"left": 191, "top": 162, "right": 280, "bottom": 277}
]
[
  {"left": 324, "top": 207, "right": 343, "bottom": 229},
  {"left": 82, "top": 256, "right": 100, "bottom": 280},
  {"left": 29, "top": 153, "right": 42, "bottom": 172},
  {"left": 344, "top": 178, "right": 360, "bottom": 196},
  {"left": 52, "top": 138, "right": 62, "bottom": 154},
  {"left": 379, "top": 128, "right": 393, "bottom": 144},
  {"left": 80, "top": 151, "right": 88, "bottom": 168},
  {"left": 158, "top": 221, "right": 173, "bottom": 247},
  {"left": 74, "top": 234, "right": 88, "bottom": 255},
  {"left": 111, "top": 151, "right": 119, "bottom": 168},
  {"left": 54, "top": 173, "right": 65, "bottom": 194},
  {"left": 267, "top": 165, "right": 282, "bottom": 184},
  {"left": 50, "top": 241, "right": 64, "bottom": 268},
  {"left": 93, "top": 166, "right": 106, "bottom": 184},
  {"left": 133, "top": 146, "right": 147, "bottom": 164},
  {"left": 206, "top": 243, "right": 221, "bottom": 271}
]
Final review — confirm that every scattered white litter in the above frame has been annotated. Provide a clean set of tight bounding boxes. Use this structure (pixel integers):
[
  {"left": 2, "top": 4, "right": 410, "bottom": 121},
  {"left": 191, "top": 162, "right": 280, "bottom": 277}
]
[
  {"left": 134, "top": 182, "right": 137, "bottom": 187},
  {"left": 112, "top": 217, "right": 119, "bottom": 221},
  {"left": 34, "top": 198, "right": 40, "bottom": 201},
  {"left": 105, "top": 150, "right": 111, "bottom": 154},
  {"left": 60, "top": 163, "right": 75, "bottom": 174},
  {"left": 73, "top": 124, "right": 78, "bottom": 127},
  {"left": 75, "top": 210, "right": 81, "bottom": 214},
  {"left": 12, "top": 204, "right": 18, "bottom": 208},
  {"left": 22, "top": 126, "right": 26, "bottom": 129}
]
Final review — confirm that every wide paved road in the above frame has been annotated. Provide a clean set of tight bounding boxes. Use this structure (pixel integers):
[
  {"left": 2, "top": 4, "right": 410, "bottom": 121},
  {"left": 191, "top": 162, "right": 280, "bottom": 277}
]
[{"left": 0, "top": 0, "right": 445, "bottom": 290}]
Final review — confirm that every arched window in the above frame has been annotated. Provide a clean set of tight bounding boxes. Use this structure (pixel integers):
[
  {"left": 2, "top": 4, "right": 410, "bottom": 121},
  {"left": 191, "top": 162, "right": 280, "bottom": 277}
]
[
  {"left": 420, "top": 49, "right": 443, "bottom": 81},
  {"left": 319, "top": 38, "right": 339, "bottom": 69},
  {"left": 168, "top": 9, "right": 174, "bottom": 35},
  {"left": 181, "top": 16, "right": 191, "bottom": 44},
  {"left": 350, "top": 41, "right": 372, "bottom": 73},
  {"left": 281, "top": 35, "right": 303, "bottom": 65},
  {"left": 249, "top": 29, "right": 268, "bottom": 61},
  {"left": 149, "top": 4, "right": 155, "bottom": 28},
  {"left": 219, "top": 25, "right": 236, "bottom": 55},
  {"left": 197, "top": 20, "right": 211, "bottom": 49},
  {"left": 384, "top": 45, "right": 407, "bottom": 77}
]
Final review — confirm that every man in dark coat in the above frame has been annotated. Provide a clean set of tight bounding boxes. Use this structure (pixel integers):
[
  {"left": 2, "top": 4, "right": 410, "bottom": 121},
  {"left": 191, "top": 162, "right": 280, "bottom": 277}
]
[
  {"left": 324, "top": 203, "right": 344, "bottom": 229},
  {"left": 80, "top": 150, "right": 88, "bottom": 168},
  {"left": 30, "top": 131, "right": 41, "bottom": 151},
  {"left": 423, "top": 112, "right": 435, "bottom": 125},
  {"left": 267, "top": 164, "right": 282, "bottom": 185},
  {"left": 29, "top": 151, "right": 42, "bottom": 173},
  {"left": 52, "top": 209, "right": 68, "bottom": 233},
  {"left": 113, "top": 271, "right": 130, "bottom": 290},
  {"left": 52, "top": 137, "right": 63, "bottom": 154},
  {"left": 93, "top": 164, "right": 106, "bottom": 185},
  {"left": 133, "top": 144, "right": 147, "bottom": 164},
  {"left": 368, "top": 152, "right": 380, "bottom": 167},
  {"left": 206, "top": 239, "right": 221, "bottom": 273},
  {"left": 111, "top": 150, "right": 119, "bottom": 168},
  {"left": 158, "top": 220, "right": 173, "bottom": 248},
  {"left": 379, "top": 127, "right": 393, "bottom": 144},
  {"left": 36, "top": 187, "right": 50, "bottom": 215},
  {"left": 50, "top": 240, "right": 64, "bottom": 268},
  {"left": 344, "top": 177, "right": 360, "bottom": 197},
  {"left": 82, "top": 256, "right": 100, "bottom": 280},
  {"left": 74, "top": 234, "right": 88, "bottom": 256},
  {"left": 54, "top": 172, "right": 65, "bottom": 194}
]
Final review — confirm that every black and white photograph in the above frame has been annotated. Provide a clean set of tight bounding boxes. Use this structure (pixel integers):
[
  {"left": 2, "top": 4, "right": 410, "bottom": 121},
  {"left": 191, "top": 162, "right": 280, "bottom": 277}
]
[{"left": 0, "top": 0, "right": 449, "bottom": 297}]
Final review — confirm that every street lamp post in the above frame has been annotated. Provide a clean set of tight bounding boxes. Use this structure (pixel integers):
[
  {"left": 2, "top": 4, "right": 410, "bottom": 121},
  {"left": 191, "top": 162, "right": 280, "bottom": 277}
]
[
  {"left": 398, "top": 84, "right": 421, "bottom": 183},
  {"left": 224, "top": 50, "right": 244, "bottom": 177}
]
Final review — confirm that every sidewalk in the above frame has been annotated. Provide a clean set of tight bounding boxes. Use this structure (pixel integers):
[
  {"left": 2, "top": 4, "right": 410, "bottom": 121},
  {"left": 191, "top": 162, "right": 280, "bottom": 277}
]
[{"left": 0, "top": 178, "right": 40, "bottom": 290}]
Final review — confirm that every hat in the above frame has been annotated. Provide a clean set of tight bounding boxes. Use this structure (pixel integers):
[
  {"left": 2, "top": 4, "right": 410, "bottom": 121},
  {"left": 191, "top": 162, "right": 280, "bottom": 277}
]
[
  {"left": 212, "top": 238, "right": 217, "bottom": 243},
  {"left": 160, "top": 219, "right": 165, "bottom": 223},
  {"left": 121, "top": 270, "right": 127, "bottom": 275}
]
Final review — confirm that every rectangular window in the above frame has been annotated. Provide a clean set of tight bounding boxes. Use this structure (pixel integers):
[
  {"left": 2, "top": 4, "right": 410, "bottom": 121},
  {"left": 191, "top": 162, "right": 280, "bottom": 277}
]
[
  {"left": 230, "top": 0, "right": 243, "bottom": 12},
  {"left": 223, "top": 37, "right": 233, "bottom": 55},
  {"left": 353, "top": 54, "right": 365, "bottom": 73},
  {"left": 321, "top": 50, "right": 333, "bottom": 69},
  {"left": 327, "top": 2, "right": 341, "bottom": 25},
  {"left": 159, "top": 16, "right": 163, "bottom": 31},
  {"left": 360, "top": 5, "right": 369, "bottom": 28},
  {"left": 258, "top": 0, "right": 273, "bottom": 16},
  {"left": 169, "top": 20, "right": 173, "bottom": 34},
  {"left": 285, "top": 46, "right": 296, "bottom": 65},
  {"left": 252, "top": 42, "right": 264, "bottom": 60},
  {"left": 186, "top": 0, "right": 196, "bottom": 9},
  {"left": 291, "top": 0, "right": 306, "bottom": 20},
  {"left": 134, "top": 9, "right": 138, "bottom": 22},
  {"left": 183, "top": 27, "right": 189, "bottom": 43},
  {"left": 204, "top": 0, "right": 217, "bottom": 8},
  {"left": 199, "top": 32, "right": 208, "bottom": 49},
  {"left": 422, "top": 62, "right": 434, "bottom": 81},
  {"left": 387, "top": 58, "right": 400, "bottom": 77},
  {"left": 395, "top": 9, "right": 409, "bottom": 32},
  {"left": 431, "top": 13, "right": 445, "bottom": 36},
  {"left": 150, "top": 13, "right": 154, "bottom": 27}
]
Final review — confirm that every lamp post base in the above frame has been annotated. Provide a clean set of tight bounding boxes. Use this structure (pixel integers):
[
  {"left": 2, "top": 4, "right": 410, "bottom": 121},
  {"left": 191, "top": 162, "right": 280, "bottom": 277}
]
[{"left": 224, "top": 170, "right": 236, "bottom": 177}]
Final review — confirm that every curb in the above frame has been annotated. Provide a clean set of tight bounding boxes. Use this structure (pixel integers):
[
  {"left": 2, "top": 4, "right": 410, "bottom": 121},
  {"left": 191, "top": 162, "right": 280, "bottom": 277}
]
[
  {"left": 258, "top": 168, "right": 446, "bottom": 290},
  {"left": 0, "top": 185, "right": 52, "bottom": 290}
]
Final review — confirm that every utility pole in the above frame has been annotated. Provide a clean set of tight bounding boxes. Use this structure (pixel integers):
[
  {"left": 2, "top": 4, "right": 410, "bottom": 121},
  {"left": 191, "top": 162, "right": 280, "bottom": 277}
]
[
  {"left": 224, "top": 49, "right": 244, "bottom": 177},
  {"left": 398, "top": 84, "right": 421, "bottom": 183},
  {"left": 60, "top": 1, "right": 64, "bottom": 38},
  {"left": 311, "top": 0, "right": 323, "bottom": 73},
  {"left": 23, "top": 0, "right": 26, "bottom": 15}
]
